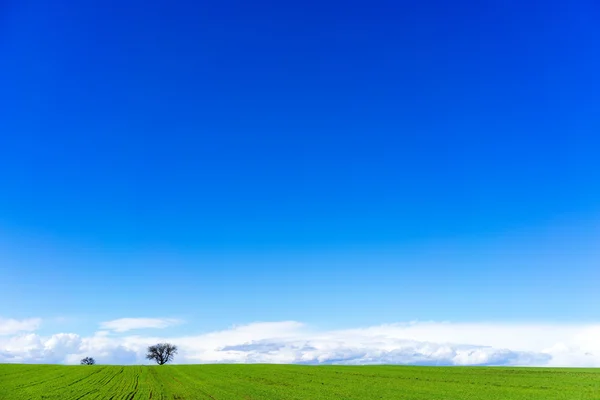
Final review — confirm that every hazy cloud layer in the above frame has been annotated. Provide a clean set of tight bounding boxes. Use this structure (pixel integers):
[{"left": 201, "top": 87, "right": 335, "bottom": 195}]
[
  {"left": 1, "top": 319, "right": 599, "bottom": 366},
  {"left": 99, "top": 318, "right": 182, "bottom": 332},
  {"left": 0, "top": 318, "right": 42, "bottom": 336}
]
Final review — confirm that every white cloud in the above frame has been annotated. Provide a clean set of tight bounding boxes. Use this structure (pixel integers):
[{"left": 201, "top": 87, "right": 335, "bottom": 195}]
[
  {"left": 99, "top": 318, "right": 182, "bottom": 332},
  {"left": 1, "top": 320, "right": 599, "bottom": 366},
  {"left": 0, "top": 318, "right": 41, "bottom": 335}
]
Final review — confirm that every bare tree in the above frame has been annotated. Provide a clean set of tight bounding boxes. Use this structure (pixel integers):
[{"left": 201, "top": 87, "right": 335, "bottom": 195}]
[
  {"left": 146, "top": 343, "right": 178, "bottom": 365},
  {"left": 80, "top": 357, "right": 96, "bottom": 365}
]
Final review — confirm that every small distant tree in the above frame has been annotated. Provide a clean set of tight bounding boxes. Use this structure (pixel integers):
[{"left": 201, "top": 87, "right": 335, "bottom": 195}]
[
  {"left": 80, "top": 357, "right": 95, "bottom": 365},
  {"left": 146, "top": 343, "right": 177, "bottom": 365}
]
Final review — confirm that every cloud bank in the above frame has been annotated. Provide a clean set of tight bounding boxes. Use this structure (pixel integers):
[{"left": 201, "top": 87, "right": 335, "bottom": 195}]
[{"left": 1, "top": 319, "right": 599, "bottom": 367}]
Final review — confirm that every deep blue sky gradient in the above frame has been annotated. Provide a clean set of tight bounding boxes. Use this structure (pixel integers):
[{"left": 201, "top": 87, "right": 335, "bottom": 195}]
[{"left": 1, "top": 0, "right": 599, "bottom": 334}]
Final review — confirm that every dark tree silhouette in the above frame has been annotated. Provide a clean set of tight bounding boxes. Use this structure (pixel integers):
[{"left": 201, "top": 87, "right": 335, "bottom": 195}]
[
  {"left": 146, "top": 343, "right": 178, "bottom": 365},
  {"left": 80, "top": 357, "right": 95, "bottom": 365}
]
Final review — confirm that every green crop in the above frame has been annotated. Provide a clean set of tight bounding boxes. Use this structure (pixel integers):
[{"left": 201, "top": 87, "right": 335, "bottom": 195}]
[{"left": 1, "top": 364, "right": 599, "bottom": 399}]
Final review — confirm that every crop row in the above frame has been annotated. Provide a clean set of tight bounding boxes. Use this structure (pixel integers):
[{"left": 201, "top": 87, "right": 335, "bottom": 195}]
[{"left": 1, "top": 364, "right": 600, "bottom": 399}]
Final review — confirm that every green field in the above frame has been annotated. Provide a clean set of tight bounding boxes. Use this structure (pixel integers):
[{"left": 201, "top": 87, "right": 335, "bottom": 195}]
[{"left": 1, "top": 364, "right": 599, "bottom": 399}]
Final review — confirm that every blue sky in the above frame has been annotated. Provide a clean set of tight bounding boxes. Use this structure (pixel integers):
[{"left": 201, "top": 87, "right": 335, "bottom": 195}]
[{"left": 0, "top": 0, "right": 599, "bottom": 365}]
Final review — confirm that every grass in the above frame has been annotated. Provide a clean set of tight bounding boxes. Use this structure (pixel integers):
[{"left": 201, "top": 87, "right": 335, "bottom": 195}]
[{"left": 1, "top": 364, "right": 599, "bottom": 399}]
